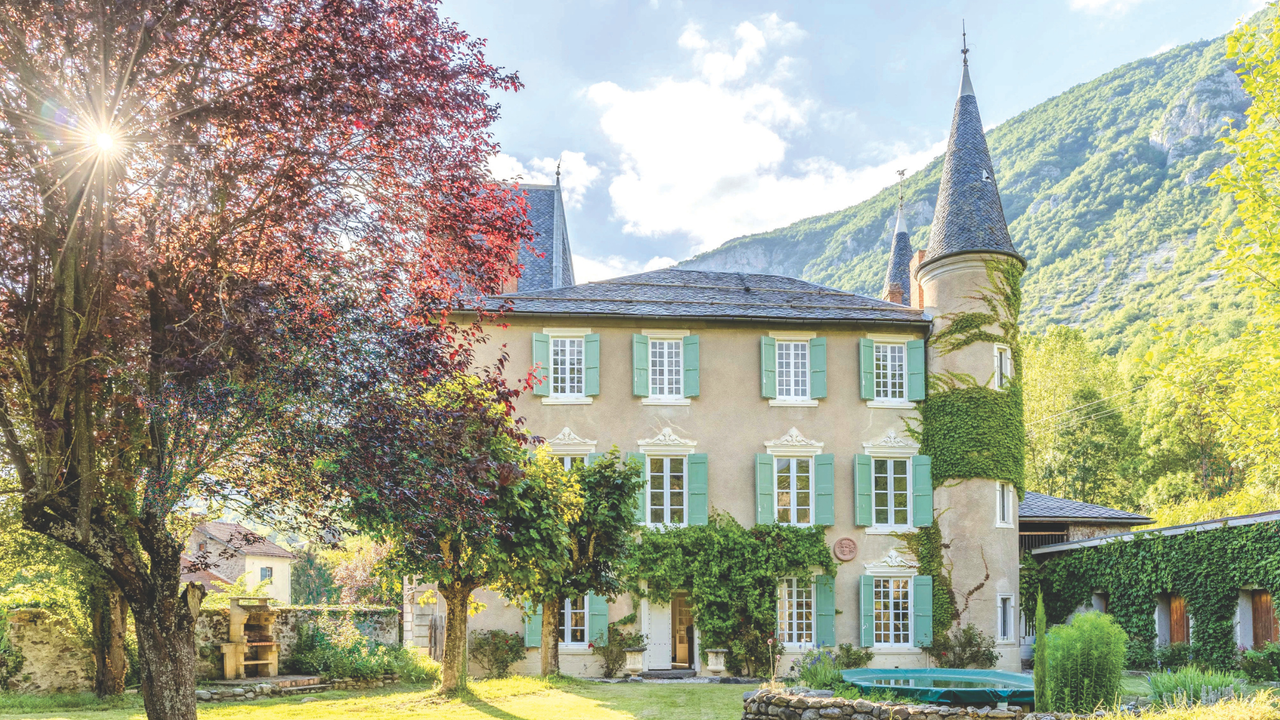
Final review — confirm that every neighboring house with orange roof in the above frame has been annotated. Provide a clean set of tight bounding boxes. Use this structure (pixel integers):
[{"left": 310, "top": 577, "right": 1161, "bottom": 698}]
[{"left": 182, "top": 521, "right": 296, "bottom": 604}]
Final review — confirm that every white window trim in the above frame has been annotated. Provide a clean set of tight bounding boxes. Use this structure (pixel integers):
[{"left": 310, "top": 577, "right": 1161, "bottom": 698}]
[
  {"left": 993, "top": 344, "right": 1013, "bottom": 391},
  {"left": 557, "top": 596, "right": 590, "bottom": 651},
  {"left": 996, "top": 481, "right": 1015, "bottom": 528},
  {"left": 868, "top": 335, "right": 912, "bottom": 408},
  {"left": 863, "top": 434, "right": 919, "bottom": 534},
  {"left": 772, "top": 456, "right": 815, "bottom": 528},
  {"left": 644, "top": 455, "right": 689, "bottom": 529},
  {"left": 997, "top": 594, "right": 1016, "bottom": 644},
  {"left": 769, "top": 332, "right": 817, "bottom": 407},
  {"left": 642, "top": 330, "right": 691, "bottom": 406},
  {"left": 777, "top": 576, "right": 818, "bottom": 652},
  {"left": 546, "top": 427, "right": 597, "bottom": 456},
  {"left": 542, "top": 328, "right": 593, "bottom": 406},
  {"left": 865, "top": 552, "right": 918, "bottom": 651}
]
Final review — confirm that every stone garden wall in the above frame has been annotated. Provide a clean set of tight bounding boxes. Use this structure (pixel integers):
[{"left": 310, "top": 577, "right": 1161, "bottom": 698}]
[
  {"left": 5, "top": 610, "right": 95, "bottom": 693},
  {"left": 742, "top": 689, "right": 1027, "bottom": 720},
  {"left": 194, "top": 606, "right": 400, "bottom": 680}
]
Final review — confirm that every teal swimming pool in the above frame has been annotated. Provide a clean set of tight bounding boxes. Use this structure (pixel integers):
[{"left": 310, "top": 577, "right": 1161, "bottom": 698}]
[{"left": 840, "top": 668, "right": 1035, "bottom": 705}]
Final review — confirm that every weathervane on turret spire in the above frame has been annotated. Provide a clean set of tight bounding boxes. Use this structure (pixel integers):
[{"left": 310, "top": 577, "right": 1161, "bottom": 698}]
[
  {"left": 896, "top": 169, "right": 906, "bottom": 212},
  {"left": 962, "top": 20, "right": 969, "bottom": 66}
]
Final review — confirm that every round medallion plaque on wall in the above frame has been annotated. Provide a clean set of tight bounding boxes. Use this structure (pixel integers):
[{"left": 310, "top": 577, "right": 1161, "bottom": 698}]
[{"left": 832, "top": 537, "right": 858, "bottom": 562}]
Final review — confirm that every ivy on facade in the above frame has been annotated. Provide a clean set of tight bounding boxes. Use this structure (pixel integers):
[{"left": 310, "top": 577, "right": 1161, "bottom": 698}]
[
  {"left": 1025, "top": 520, "right": 1280, "bottom": 670},
  {"left": 895, "top": 518, "right": 956, "bottom": 642},
  {"left": 624, "top": 512, "right": 834, "bottom": 673}
]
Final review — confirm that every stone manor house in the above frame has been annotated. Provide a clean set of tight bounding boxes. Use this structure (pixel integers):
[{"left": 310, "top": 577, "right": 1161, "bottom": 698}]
[{"left": 404, "top": 58, "right": 1139, "bottom": 677}]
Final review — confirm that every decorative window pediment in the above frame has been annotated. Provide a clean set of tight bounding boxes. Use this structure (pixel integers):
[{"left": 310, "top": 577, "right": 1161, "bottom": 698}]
[
  {"left": 547, "top": 427, "right": 597, "bottom": 455},
  {"left": 765, "top": 427, "right": 824, "bottom": 456},
  {"left": 637, "top": 427, "right": 698, "bottom": 455},
  {"left": 864, "top": 548, "right": 919, "bottom": 575},
  {"left": 862, "top": 428, "right": 919, "bottom": 457}
]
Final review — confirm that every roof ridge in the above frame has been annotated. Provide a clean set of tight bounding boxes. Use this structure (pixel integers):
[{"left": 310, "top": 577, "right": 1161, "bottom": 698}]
[{"left": 493, "top": 295, "right": 921, "bottom": 311}]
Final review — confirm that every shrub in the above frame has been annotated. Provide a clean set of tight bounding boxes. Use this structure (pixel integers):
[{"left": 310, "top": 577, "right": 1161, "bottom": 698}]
[
  {"left": 1044, "top": 611, "right": 1128, "bottom": 713},
  {"left": 1240, "top": 642, "right": 1280, "bottom": 683},
  {"left": 1155, "top": 642, "right": 1193, "bottom": 670},
  {"left": 591, "top": 617, "right": 644, "bottom": 679},
  {"left": 792, "top": 650, "right": 842, "bottom": 690},
  {"left": 1148, "top": 666, "right": 1248, "bottom": 707},
  {"left": 928, "top": 623, "right": 999, "bottom": 669},
  {"left": 288, "top": 611, "right": 435, "bottom": 682},
  {"left": 725, "top": 628, "right": 783, "bottom": 678},
  {"left": 833, "top": 644, "right": 874, "bottom": 670},
  {"left": 469, "top": 630, "right": 526, "bottom": 678},
  {"left": 0, "top": 620, "right": 23, "bottom": 687}
]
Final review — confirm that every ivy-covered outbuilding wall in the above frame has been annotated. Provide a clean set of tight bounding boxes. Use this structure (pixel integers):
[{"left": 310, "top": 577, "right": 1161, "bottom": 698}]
[{"left": 1025, "top": 519, "right": 1280, "bottom": 670}]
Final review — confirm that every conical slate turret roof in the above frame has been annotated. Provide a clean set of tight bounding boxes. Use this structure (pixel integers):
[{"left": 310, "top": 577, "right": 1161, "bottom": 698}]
[
  {"left": 920, "top": 61, "right": 1024, "bottom": 270},
  {"left": 882, "top": 206, "right": 913, "bottom": 305}
]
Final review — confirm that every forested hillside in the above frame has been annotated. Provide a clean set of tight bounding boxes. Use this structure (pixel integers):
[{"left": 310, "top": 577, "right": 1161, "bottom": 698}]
[{"left": 681, "top": 31, "right": 1250, "bottom": 353}]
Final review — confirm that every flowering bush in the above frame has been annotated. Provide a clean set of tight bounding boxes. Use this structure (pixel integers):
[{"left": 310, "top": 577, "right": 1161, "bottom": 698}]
[
  {"left": 470, "top": 629, "right": 527, "bottom": 678},
  {"left": 925, "top": 623, "right": 998, "bottom": 669}
]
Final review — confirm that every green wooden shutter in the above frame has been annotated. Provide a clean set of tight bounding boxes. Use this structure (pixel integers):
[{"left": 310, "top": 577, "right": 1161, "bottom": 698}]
[
  {"left": 913, "top": 576, "right": 934, "bottom": 647},
  {"left": 859, "top": 575, "right": 874, "bottom": 647},
  {"left": 588, "top": 593, "right": 609, "bottom": 646},
  {"left": 524, "top": 602, "right": 543, "bottom": 648},
  {"left": 906, "top": 339, "right": 926, "bottom": 401},
  {"left": 687, "top": 453, "right": 708, "bottom": 526},
  {"left": 628, "top": 453, "right": 647, "bottom": 524},
  {"left": 809, "top": 337, "right": 827, "bottom": 399},
  {"left": 584, "top": 333, "right": 601, "bottom": 396},
  {"left": 755, "top": 454, "right": 774, "bottom": 525},
  {"left": 760, "top": 337, "right": 777, "bottom": 399},
  {"left": 632, "top": 334, "right": 649, "bottom": 397},
  {"left": 859, "top": 338, "right": 875, "bottom": 400},
  {"left": 816, "top": 574, "right": 836, "bottom": 647},
  {"left": 854, "top": 454, "right": 873, "bottom": 527},
  {"left": 586, "top": 453, "right": 603, "bottom": 466},
  {"left": 815, "top": 453, "right": 835, "bottom": 526},
  {"left": 912, "top": 455, "right": 933, "bottom": 527},
  {"left": 532, "top": 333, "right": 550, "bottom": 397},
  {"left": 683, "top": 335, "right": 700, "bottom": 398}
]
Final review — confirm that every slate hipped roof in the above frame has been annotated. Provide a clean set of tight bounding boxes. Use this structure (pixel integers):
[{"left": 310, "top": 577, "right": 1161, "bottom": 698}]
[
  {"left": 921, "top": 60, "right": 1025, "bottom": 271},
  {"left": 492, "top": 268, "right": 927, "bottom": 323},
  {"left": 882, "top": 207, "right": 914, "bottom": 305},
  {"left": 516, "top": 181, "right": 574, "bottom": 292},
  {"left": 1018, "top": 491, "right": 1153, "bottom": 525}
]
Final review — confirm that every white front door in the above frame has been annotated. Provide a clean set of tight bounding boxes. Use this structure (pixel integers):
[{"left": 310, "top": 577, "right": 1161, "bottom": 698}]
[{"left": 644, "top": 598, "right": 672, "bottom": 671}]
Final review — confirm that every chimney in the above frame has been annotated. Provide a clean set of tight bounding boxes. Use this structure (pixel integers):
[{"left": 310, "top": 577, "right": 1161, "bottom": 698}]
[
  {"left": 885, "top": 282, "right": 904, "bottom": 306},
  {"left": 909, "top": 250, "right": 927, "bottom": 309}
]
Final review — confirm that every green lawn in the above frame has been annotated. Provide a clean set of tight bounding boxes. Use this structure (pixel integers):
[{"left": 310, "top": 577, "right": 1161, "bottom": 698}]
[{"left": 0, "top": 677, "right": 746, "bottom": 720}]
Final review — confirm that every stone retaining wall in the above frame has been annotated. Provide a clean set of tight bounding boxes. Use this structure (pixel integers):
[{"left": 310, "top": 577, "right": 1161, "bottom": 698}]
[
  {"left": 5, "top": 610, "right": 95, "bottom": 693},
  {"left": 743, "top": 690, "right": 1026, "bottom": 720}
]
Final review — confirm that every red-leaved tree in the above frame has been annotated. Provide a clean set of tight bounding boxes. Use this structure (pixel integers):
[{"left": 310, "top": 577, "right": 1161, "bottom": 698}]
[{"left": 0, "top": 2, "right": 531, "bottom": 717}]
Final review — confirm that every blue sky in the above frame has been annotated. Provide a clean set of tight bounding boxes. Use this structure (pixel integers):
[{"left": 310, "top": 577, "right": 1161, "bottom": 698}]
[{"left": 440, "top": 0, "right": 1264, "bottom": 281}]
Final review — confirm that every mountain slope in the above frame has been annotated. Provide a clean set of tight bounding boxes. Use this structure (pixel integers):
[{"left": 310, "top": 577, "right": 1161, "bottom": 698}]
[{"left": 680, "top": 33, "right": 1251, "bottom": 353}]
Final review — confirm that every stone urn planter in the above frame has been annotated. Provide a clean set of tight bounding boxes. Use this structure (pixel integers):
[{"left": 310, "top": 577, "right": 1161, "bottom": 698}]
[
  {"left": 705, "top": 648, "right": 728, "bottom": 676},
  {"left": 623, "top": 646, "right": 646, "bottom": 678}
]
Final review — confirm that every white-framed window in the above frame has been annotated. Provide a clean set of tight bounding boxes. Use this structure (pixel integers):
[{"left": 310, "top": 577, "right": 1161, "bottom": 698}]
[
  {"left": 560, "top": 455, "right": 586, "bottom": 473},
  {"left": 997, "top": 594, "right": 1014, "bottom": 642},
  {"left": 260, "top": 566, "right": 273, "bottom": 583},
  {"left": 775, "top": 457, "right": 813, "bottom": 526},
  {"left": 873, "top": 577, "right": 912, "bottom": 647},
  {"left": 777, "top": 577, "right": 815, "bottom": 647},
  {"left": 994, "top": 345, "right": 1013, "bottom": 391},
  {"left": 776, "top": 341, "right": 810, "bottom": 401},
  {"left": 996, "top": 481, "right": 1014, "bottom": 527},
  {"left": 551, "top": 337, "right": 585, "bottom": 398},
  {"left": 873, "top": 457, "right": 912, "bottom": 529},
  {"left": 647, "top": 456, "right": 686, "bottom": 526},
  {"left": 649, "top": 339, "right": 683, "bottom": 399},
  {"left": 558, "top": 596, "right": 588, "bottom": 646},
  {"left": 874, "top": 342, "right": 906, "bottom": 401}
]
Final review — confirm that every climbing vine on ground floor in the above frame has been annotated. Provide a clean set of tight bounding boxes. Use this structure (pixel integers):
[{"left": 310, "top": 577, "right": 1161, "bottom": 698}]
[
  {"left": 1024, "top": 520, "right": 1280, "bottom": 670},
  {"left": 895, "top": 518, "right": 956, "bottom": 644},
  {"left": 624, "top": 512, "right": 835, "bottom": 676}
]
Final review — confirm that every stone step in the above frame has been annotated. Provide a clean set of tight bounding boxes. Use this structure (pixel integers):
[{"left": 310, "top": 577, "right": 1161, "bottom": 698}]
[{"left": 279, "top": 683, "right": 332, "bottom": 695}]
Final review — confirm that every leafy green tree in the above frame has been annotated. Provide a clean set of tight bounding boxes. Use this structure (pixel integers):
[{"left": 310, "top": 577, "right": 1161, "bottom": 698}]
[
  {"left": 291, "top": 545, "right": 339, "bottom": 606},
  {"left": 498, "top": 449, "right": 642, "bottom": 675},
  {"left": 1039, "top": 388, "right": 1136, "bottom": 508}
]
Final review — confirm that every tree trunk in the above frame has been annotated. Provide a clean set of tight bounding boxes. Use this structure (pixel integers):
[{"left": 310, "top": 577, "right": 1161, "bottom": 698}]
[
  {"left": 90, "top": 579, "right": 129, "bottom": 697},
  {"left": 128, "top": 580, "right": 205, "bottom": 720},
  {"left": 440, "top": 582, "right": 478, "bottom": 693},
  {"left": 540, "top": 595, "right": 561, "bottom": 675}
]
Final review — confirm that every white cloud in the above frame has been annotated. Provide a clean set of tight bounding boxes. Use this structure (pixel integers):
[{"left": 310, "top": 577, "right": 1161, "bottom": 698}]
[
  {"left": 586, "top": 14, "right": 941, "bottom": 252},
  {"left": 1149, "top": 42, "right": 1176, "bottom": 56},
  {"left": 572, "top": 254, "right": 676, "bottom": 283},
  {"left": 1067, "top": 0, "right": 1147, "bottom": 14},
  {"left": 488, "top": 150, "right": 602, "bottom": 210}
]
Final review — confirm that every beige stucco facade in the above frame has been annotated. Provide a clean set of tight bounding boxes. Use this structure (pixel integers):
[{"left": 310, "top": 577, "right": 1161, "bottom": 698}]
[{"left": 406, "top": 261, "right": 1023, "bottom": 675}]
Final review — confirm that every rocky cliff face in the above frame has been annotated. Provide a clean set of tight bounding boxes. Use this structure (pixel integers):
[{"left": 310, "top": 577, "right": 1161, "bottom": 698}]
[{"left": 680, "top": 29, "right": 1255, "bottom": 350}]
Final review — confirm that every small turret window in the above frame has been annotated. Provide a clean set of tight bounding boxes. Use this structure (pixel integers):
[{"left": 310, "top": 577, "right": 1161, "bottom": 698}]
[{"left": 994, "top": 345, "right": 1013, "bottom": 391}]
